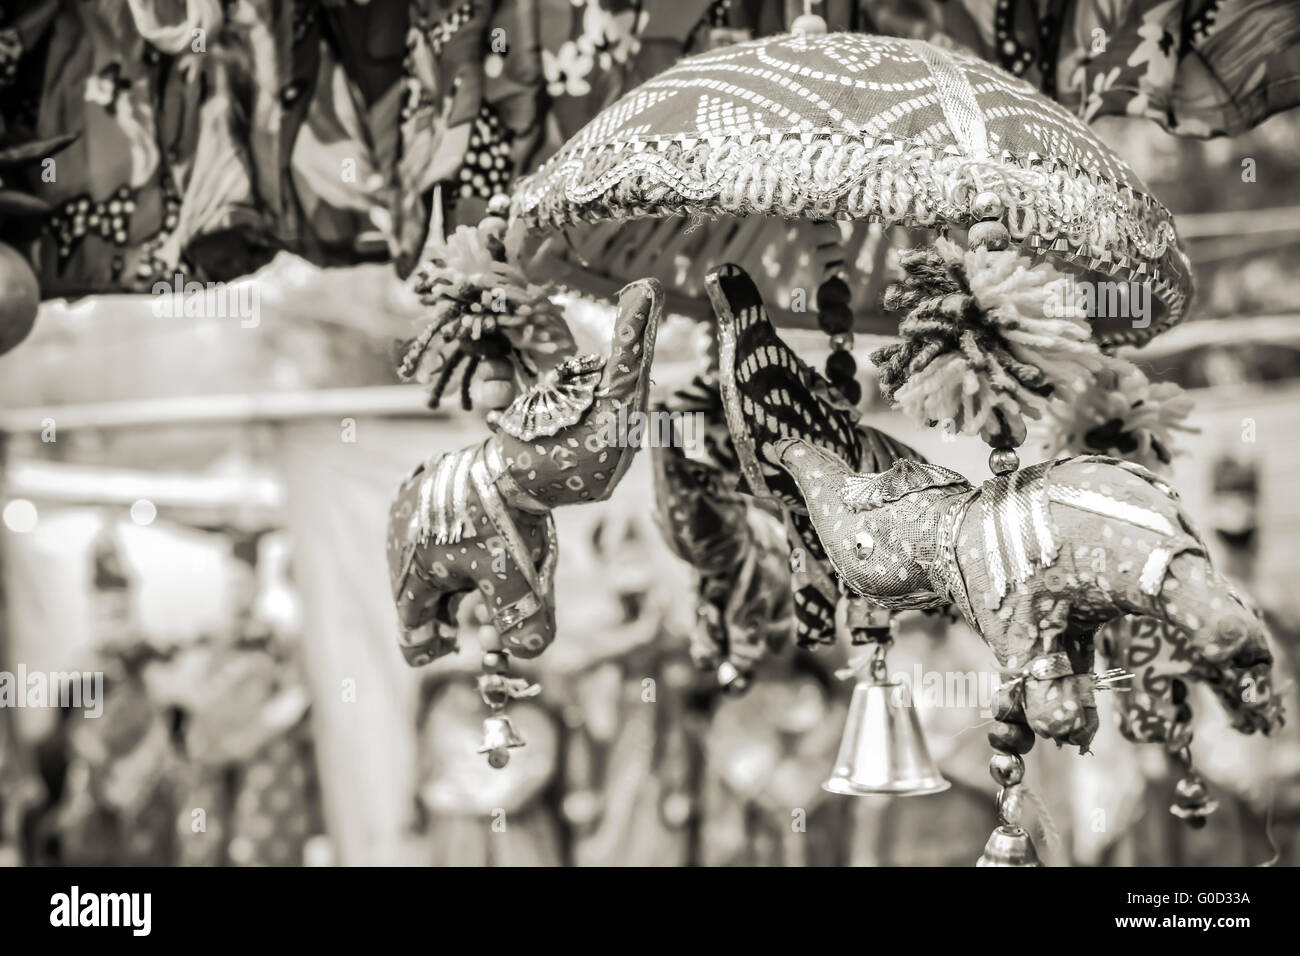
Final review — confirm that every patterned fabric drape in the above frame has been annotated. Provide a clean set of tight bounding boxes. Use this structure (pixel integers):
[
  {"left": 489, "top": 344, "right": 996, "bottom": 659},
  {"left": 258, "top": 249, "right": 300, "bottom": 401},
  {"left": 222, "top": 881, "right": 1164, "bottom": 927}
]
[{"left": 3, "top": 1, "right": 1296, "bottom": 298}]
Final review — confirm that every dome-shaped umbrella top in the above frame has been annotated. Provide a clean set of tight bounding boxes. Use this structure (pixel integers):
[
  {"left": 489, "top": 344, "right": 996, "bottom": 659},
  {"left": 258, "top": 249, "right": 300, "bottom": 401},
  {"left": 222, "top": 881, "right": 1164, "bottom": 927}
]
[{"left": 513, "top": 32, "right": 1193, "bottom": 347}]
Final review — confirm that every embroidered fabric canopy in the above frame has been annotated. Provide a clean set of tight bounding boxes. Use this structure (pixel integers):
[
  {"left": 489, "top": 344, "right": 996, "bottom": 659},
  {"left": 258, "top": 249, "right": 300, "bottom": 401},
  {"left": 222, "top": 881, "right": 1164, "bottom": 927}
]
[{"left": 513, "top": 31, "right": 1194, "bottom": 346}]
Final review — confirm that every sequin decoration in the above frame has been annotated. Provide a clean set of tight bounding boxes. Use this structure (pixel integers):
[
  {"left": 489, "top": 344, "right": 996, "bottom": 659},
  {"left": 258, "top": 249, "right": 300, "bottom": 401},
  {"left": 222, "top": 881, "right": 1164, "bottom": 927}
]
[
  {"left": 415, "top": 445, "right": 480, "bottom": 546},
  {"left": 495, "top": 354, "right": 604, "bottom": 442}
]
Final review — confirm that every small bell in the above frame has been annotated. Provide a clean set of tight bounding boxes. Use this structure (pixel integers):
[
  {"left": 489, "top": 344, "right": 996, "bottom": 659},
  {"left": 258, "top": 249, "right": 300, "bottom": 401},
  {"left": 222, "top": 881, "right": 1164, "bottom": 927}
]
[
  {"left": 1170, "top": 768, "right": 1218, "bottom": 828},
  {"left": 976, "top": 825, "right": 1042, "bottom": 867},
  {"left": 823, "top": 654, "right": 951, "bottom": 796},
  {"left": 474, "top": 648, "right": 540, "bottom": 768},
  {"left": 478, "top": 714, "right": 526, "bottom": 769}
]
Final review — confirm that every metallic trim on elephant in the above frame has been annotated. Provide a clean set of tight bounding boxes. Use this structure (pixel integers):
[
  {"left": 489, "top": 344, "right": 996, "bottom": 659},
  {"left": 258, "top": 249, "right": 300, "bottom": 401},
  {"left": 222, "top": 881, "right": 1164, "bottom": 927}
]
[
  {"left": 471, "top": 448, "right": 558, "bottom": 639},
  {"left": 1141, "top": 547, "right": 1174, "bottom": 597},
  {"left": 495, "top": 593, "right": 542, "bottom": 631},
  {"left": 977, "top": 461, "right": 1060, "bottom": 609},
  {"left": 1138, "top": 541, "right": 1202, "bottom": 597},
  {"left": 1045, "top": 483, "right": 1176, "bottom": 537},
  {"left": 1027, "top": 652, "right": 1073, "bottom": 681},
  {"left": 934, "top": 490, "right": 979, "bottom": 627},
  {"left": 417, "top": 447, "right": 479, "bottom": 545}
]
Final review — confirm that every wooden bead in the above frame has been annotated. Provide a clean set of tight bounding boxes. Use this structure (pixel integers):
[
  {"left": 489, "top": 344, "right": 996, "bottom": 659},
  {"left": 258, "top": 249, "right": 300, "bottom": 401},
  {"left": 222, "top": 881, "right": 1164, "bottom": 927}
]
[
  {"left": 791, "top": 13, "right": 828, "bottom": 34},
  {"left": 478, "top": 625, "right": 504, "bottom": 652},
  {"left": 989, "top": 447, "right": 1021, "bottom": 475},
  {"left": 992, "top": 683, "right": 1025, "bottom": 722},
  {"left": 989, "top": 753, "right": 1025, "bottom": 787},
  {"left": 479, "top": 357, "right": 514, "bottom": 381},
  {"left": 477, "top": 215, "right": 508, "bottom": 244},
  {"left": 825, "top": 349, "right": 857, "bottom": 381},
  {"left": 815, "top": 276, "right": 852, "bottom": 310},
  {"left": 968, "top": 220, "right": 1011, "bottom": 251},
  {"left": 988, "top": 719, "right": 1035, "bottom": 755},
  {"left": 817, "top": 301, "right": 854, "bottom": 335},
  {"left": 470, "top": 378, "right": 517, "bottom": 409},
  {"left": 837, "top": 378, "right": 862, "bottom": 405}
]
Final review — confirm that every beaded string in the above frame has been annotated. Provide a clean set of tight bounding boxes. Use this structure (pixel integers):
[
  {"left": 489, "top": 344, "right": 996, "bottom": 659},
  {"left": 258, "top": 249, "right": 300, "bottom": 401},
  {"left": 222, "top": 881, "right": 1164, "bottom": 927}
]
[
  {"left": 810, "top": 219, "right": 863, "bottom": 406},
  {"left": 965, "top": 188, "right": 1024, "bottom": 477},
  {"left": 986, "top": 674, "right": 1036, "bottom": 855}
]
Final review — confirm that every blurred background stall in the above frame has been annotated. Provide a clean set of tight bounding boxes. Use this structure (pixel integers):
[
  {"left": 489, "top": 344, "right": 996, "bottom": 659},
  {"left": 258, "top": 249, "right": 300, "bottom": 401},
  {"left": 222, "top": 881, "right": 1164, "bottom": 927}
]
[{"left": 1, "top": 0, "right": 1299, "bottom": 868}]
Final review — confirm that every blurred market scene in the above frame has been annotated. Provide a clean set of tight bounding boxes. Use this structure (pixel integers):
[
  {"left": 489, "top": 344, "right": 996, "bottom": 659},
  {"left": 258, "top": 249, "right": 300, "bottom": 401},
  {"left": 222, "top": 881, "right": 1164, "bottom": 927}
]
[{"left": 1, "top": 0, "right": 1300, "bottom": 867}]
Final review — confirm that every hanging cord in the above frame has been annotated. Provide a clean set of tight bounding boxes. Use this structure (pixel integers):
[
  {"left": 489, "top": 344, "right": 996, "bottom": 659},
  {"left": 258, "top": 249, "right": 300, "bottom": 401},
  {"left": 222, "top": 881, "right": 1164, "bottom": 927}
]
[{"left": 1021, "top": 784, "right": 1064, "bottom": 864}]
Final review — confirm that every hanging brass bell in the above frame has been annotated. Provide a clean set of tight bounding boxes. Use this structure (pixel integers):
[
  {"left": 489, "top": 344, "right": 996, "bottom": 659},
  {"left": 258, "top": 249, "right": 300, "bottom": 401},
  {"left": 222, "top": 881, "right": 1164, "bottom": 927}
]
[
  {"left": 478, "top": 714, "right": 526, "bottom": 769},
  {"left": 976, "top": 825, "right": 1042, "bottom": 867},
  {"left": 822, "top": 660, "right": 951, "bottom": 797}
]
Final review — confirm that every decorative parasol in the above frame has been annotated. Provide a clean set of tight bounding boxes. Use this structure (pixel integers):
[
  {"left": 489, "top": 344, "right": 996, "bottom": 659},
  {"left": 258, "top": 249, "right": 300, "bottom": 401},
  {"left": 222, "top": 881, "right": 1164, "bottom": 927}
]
[{"left": 511, "top": 29, "right": 1193, "bottom": 349}]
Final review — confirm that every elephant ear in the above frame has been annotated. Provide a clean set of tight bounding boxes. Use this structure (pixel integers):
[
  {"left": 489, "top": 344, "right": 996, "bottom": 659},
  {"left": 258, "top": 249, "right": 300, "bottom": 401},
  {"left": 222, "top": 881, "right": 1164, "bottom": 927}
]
[
  {"left": 841, "top": 460, "right": 971, "bottom": 511},
  {"left": 708, "top": 263, "right": 862, "bottom": 508}
]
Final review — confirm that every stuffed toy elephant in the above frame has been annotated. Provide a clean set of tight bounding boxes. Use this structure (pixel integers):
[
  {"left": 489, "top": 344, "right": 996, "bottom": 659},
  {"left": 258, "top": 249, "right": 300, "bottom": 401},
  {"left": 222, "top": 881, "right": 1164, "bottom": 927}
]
[
  {"left": 774, "top": 439, "right": 1279, "bottom": 750},
  {"left": 650, "top": 415, "right": 793, "bottom": 690},
  {"left": 386, "top": 279, "right": 664, "bottom": 665}
]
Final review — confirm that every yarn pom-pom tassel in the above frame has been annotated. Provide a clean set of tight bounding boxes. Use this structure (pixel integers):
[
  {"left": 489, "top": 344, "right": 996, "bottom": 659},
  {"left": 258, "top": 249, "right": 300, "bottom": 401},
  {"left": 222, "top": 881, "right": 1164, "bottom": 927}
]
[
  {"left": 871, "top": 238, "right": 1105, "bottom": 446},
  {"left": 1045, "top": 357, "right": 1198, "bottom": 470}
]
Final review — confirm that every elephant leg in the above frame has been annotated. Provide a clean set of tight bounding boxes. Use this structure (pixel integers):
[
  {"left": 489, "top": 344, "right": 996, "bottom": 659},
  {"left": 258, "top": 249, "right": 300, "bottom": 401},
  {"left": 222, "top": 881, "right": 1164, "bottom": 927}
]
[
  {"left": 1139, "top": 552, "right": 1281, "bottom": 734},
  {"left": 388, "top": 463, "right": 464, "bottom": 666},
  {"left": 1099, "top": 616, "right": 1195, "bottom": 750},
  {"left": 1021, "top": 619, "right": 1101, "bottom": 749},
  {"left": 982, "top": 587, "right": 1101, "bottom": 749}
]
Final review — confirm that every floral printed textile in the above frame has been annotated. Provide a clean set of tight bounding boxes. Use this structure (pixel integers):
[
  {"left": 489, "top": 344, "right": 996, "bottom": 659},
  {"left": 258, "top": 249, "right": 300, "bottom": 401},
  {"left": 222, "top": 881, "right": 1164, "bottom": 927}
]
[
  {"left": 856, "top": 0, "right": 1300, "bottom": 138},
  {"left": 2, "top": 0, "right": 1297, "bottom": 300}
]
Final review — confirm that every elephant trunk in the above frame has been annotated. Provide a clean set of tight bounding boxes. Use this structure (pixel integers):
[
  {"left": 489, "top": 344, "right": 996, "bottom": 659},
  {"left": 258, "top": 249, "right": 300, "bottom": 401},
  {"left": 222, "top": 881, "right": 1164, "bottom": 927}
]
[
  {"left": 772, "top": 438, "right": 870, "bottom": 594},
  {"left": 774, "top": 437, "right": 952, "bottom": 609},
  {"left": 773, "top": 438, "right": 863, "bottom": 498}
]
